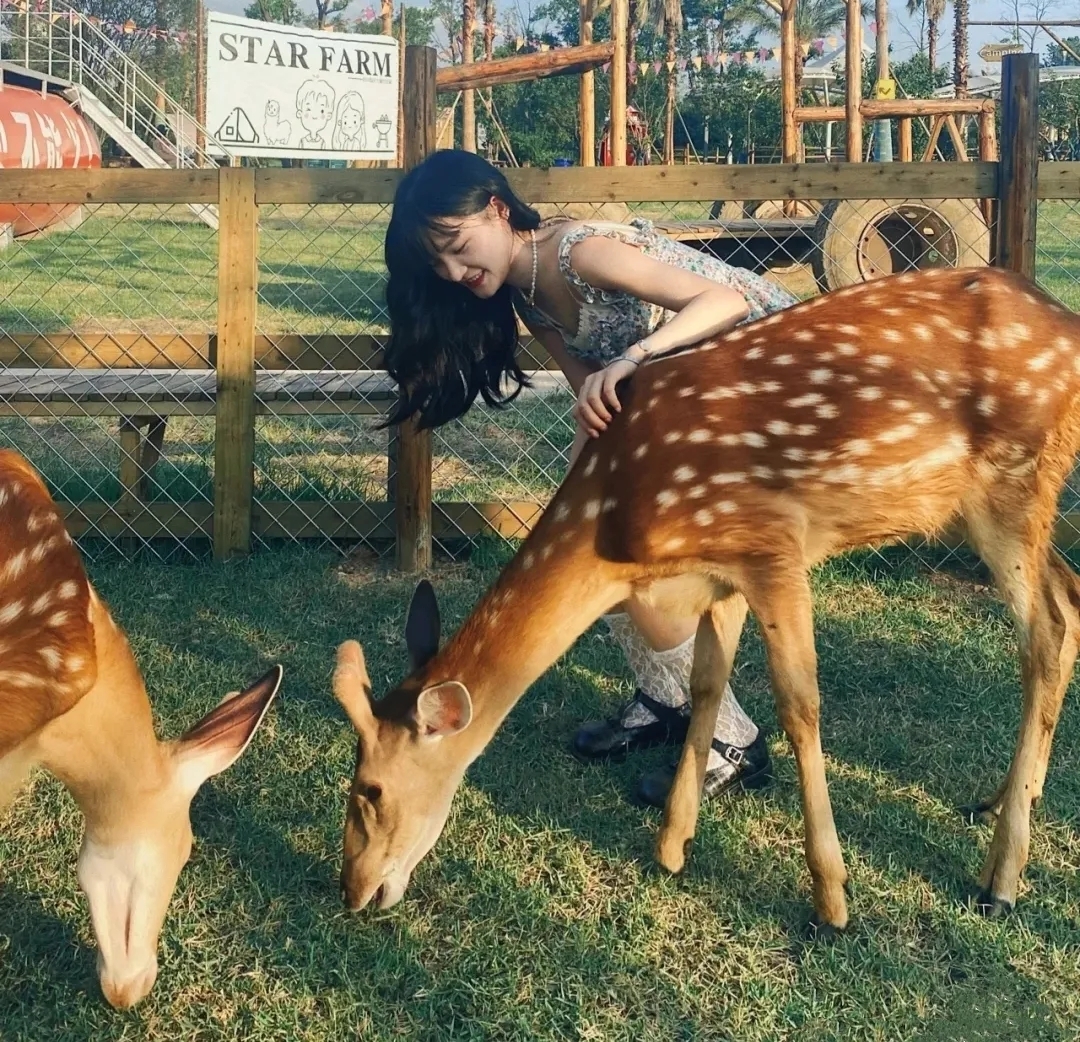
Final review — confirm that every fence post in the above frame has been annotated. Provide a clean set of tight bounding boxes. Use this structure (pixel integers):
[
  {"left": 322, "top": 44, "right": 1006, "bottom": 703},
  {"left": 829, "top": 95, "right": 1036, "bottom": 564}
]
[
  {"left": 394, "top": 45, "right": 436, "bottom": 572},
  {"left": 996, "top": 53, "right": 1039, "bottom": 279},
  {"left": 213, "top": 166, "right": 258, "bottom": 560}
]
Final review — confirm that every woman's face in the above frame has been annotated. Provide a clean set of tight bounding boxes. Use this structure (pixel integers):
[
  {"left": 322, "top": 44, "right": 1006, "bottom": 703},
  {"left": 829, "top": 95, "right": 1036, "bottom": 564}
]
[{"left": 426, "top": 198, "right": 514, "bottom": 298}]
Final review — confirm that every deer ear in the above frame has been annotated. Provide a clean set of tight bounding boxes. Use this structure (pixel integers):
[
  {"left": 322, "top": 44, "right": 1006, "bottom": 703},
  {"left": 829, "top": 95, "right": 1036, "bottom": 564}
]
[
  {"left": 405, "top": 580, "right": 441, "bottom": 670},
  {"left": 333, "top": 641, "right": 377, "bottom": 735},
  {"left": 173, "top": 665, "right": 283, "bottom": 797},
  {"left": 413, "top": 681, "right": 472, "bottom": 741}
]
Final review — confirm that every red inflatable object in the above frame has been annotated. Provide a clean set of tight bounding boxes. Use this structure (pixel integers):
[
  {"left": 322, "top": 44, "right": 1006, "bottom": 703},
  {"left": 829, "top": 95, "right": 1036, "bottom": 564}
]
[{"left": 0, "top": 86, "right": 101, "bottom": 236}]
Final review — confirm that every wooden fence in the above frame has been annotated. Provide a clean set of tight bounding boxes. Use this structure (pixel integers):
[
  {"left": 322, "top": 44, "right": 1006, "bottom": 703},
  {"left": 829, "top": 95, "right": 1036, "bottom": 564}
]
[{"left": 0, "top": 53, "right": 1077, "bottom": 565}]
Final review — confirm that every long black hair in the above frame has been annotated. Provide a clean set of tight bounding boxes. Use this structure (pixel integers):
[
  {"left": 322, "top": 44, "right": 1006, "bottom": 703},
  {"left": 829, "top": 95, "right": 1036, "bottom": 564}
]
[{"left": 382, "top": 149, "right": 541, "bottom": 429}]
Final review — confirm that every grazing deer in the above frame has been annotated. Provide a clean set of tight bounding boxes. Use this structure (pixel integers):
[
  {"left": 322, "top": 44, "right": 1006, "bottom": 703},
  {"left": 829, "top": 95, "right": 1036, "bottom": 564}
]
[
  {"left": 333, "top": 267, "right": 1080, "bottom": 932},
  {"left": 0, "top": 449, "right": 282, "bottom": 1008}
]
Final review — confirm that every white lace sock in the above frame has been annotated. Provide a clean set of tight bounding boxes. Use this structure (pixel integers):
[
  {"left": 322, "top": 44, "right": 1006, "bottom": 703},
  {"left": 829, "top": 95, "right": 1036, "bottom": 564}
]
[{"left": 605, "top": 613, "right": 759, "bottom": 772}]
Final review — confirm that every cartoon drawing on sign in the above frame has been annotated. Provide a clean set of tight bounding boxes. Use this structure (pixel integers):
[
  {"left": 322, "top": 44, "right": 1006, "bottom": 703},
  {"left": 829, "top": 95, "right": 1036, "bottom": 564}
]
[
  {"left": 216, "top": 107, "right": 259, "bottom": 145},
  {"left": 296, "top": 79, "right": 335, "bottom": 148},
  {"left": 373, "top": 114, "right": 392, "bottom": 149},
  {"left": 263, "top": 100, "right": 291, "bottom": 147},
  {"left": 332, "top": 93, "right": 366, "bottom": 151}
]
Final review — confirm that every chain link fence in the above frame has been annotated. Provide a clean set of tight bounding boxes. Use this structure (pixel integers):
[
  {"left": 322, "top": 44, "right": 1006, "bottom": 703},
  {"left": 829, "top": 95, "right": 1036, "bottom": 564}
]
[{"left": 0, "top": 169, "right": 1076, "bottom": 565}]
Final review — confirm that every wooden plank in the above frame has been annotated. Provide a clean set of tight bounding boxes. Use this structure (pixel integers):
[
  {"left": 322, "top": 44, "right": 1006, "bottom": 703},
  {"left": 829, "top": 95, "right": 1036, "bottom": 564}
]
[
  {"left": 610, "top": 0, "right": 628, "bottom": 167},
  {"left": 780, "top": 0, "right": 797, "bottom": 165},
  {"left": 213, "top": 167, "right": 258, "bottom": 560},
  {"left": 845, "top": 0, "right": 862, "bottom": 162},
  {"left": 396, "top": 46, "right": 437, "bottom": 573},
  {"left": 0, "top": 169, "right": 220, "bottom": 203},
  {"left": 254, "top": 168, "right": 402, "bottom": 204},
  {"left": 579, "top": 1, "right": 595, "bottom": 167},
  {"left": 1037, "top": 162, "right": 1080, "bottom": 199},
  {"left": 997, "top": 54, "right": 1040, "bottom": 279},
  {"left": 505, "top": 163, "right": 998, "bottom": 202},
  {"left": 943, "top": 114, "right": 970, "bottom": 161},
  {"left": 898, "top": 118, "right": 913, "bottom": 162},
  {"left": 0, "top": 333, "right": 213, "bottom": 369},
  {"left": 435, "top": 41, "right": 615, "bottom": 93}
]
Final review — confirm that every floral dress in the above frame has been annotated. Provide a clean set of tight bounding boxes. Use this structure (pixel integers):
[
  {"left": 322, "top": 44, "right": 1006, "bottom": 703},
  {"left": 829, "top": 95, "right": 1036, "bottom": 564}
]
[{"left": 514, "top": 217, "right": 798, "bottom": 366}]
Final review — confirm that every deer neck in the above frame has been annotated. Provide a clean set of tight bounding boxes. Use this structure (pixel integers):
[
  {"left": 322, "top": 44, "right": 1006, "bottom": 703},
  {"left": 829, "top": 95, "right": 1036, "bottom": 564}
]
[
  {"left": 38, "top": 596, "right": 168, "bottom": 834},
  {"left": 427, "top": 520, "right": 632, "bottom": 764}
]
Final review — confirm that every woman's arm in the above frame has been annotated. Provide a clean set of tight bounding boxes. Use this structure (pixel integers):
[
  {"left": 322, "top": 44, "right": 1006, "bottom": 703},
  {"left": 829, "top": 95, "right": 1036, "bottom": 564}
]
[
  {"left": 568, "top": 236, "right": 752, "bottom": 435},
  {"left": 569, "top": 235, "right": 751, "bottom": 360}
]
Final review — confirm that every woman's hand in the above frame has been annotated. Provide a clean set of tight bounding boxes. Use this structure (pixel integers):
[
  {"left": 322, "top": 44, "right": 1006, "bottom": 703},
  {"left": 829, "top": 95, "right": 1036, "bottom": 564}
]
[{"left": 574, "top": 358, "right": 639, "bottom": 437}]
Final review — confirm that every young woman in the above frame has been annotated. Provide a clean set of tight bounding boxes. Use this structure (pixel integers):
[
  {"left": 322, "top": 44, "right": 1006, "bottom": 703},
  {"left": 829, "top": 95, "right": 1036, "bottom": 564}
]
[{"left": 383, "top": 149, "right": 797, "bottom": 807}]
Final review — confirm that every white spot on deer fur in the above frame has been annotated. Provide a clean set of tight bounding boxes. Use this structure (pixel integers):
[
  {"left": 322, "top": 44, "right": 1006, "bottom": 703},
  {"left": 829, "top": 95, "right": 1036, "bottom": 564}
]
[
  {"left": 867, "top": 355, "right": 893, "bottom": 368},
  {"left": 878, "top": 424, "right": 918, "bottom": 444},
  {"left": 911, "top": 411, "right": 934, "bottom": 426},
  {"left": 693, "top": 509, "right": 713, "bottom": 527},
  {"left": 844, "top": 439, "right": 872, "bottom": 457},
  {"left": 890, "top": 399, "right": 912, "bottom": 411},
  {"left": 0, "top": 550, "right": 28, "bottom": 583},
  {"left": 688, "top": 429, "right": 710, "bottom": 443},
  {"left": 521, "top": 552, "right": 535, "bottom": 570},
  {"left": 882, "top": 329, "right": 903, "bottom": 343},
  {"left": 735, "top": 382, "right": 758, "bottom": 395},
  {"left": 56, "top": 581, "right": 79, "bottom": 601},
  {"left": 710, "top": 472, "right": 746, "bottom": 485},
  {"left": 629, "top": 410, "right": 643, "bottom": 423},
  {"left": 794, "top": 330, "right": 815, "bottom": 342},
  {"left": 541, "top": 545, "right": 553, "bottom": 561},
  {"left": 25, "top": 511, "right": 50, "bottom": 533},
  {"left": 1056, "top": 336, "right": 1074, "bottom": 353},
  {"left": 648, "top": 396, "right": 660, "bottom": 409},
  {"left": 38, "top": 646, "right": 62, "bottom": 672},
  {"left": 30, "top": 537, "right": 60, "bottom": 565},
  {"left": 0, "top": 487, "right": 7, "bottom": 509},
  {"left": 911, "top": 326, "right": 932, "bottom": 341},
  {"left": 837, "top": 324, "right": 860, "bottom": 336},
  {"left": 751, "top": 466, "right": 774, "bottom": 480},
  {"left": 1027, "top": 351, "right": 1054, "bottom": 372},
  {"left": 782, "top": 467, "right": 813, "bottom": 479},
  {"left": 821, "top": 464, "right": 863, "bottom": 484},
  {"left": 1037, "top": 389, "right": 1052, "bottom": 408},
  {"left": 977, "top": 395, "right": 998, "bottom": 417},
  {"left": 609, "top": 457, "right": 619, "bottom": 473},
  {"left": 726, "top": 329, "right": 746, "bottom": 342},
  {"left": 978, "top": 331, "right": 999, "bottom": 350},
  {"left": 772, "top": 354, "right": 795, "bottom": 366},
  {"left": 602, "top": 498, "right": 618, "bottom": 513},
  {"left": 981, "top": 368, "right": 999, "bottom": 382},
  {"left": 663, "top": 431, "right": 683, "bottom": 445},
  {"left": 718, "top": 434, "right": 740, "bottom": 446},
  {"left": 583, "top": 456, "right": 598, "bottom": 477},
  {"left": 677, "top": 387, "right": 695, "bottom": 399},
  {"left": 67, "top": 654, "right": 85, "bottom": 673},
  {"left": 766, "top": 420, "right": 792, "bottom": 436},
  {"left": 1016, "top": 379, "right": 1032, "bottom": 396},
  {"left": 717, "top": 501, "right": 737, "bottom": 514},
  {"left": 583, "top": 500, "right": 601, "bottom": 520},
  {"left": 0, "top": 600, "right": 24, "bottom": 625},
  {"left": 702, "top": 387, "right": 738, "bottom": 401},
  {"left": 656, "top": 490, "right": 679, "bottom": 511},
  {"left": 949, "top": 327, "right": 972, "bottom": 343},
  {"left": 783, "top": 447, "right": 807, "bottom": 461},
  {"left": 835, "top": 343, "right": 858, "bottom": 356},
  {"left": 816, "top": 403, "right": 840, "bottom": 419},
  {"left": 30, "top": 591, "right": 52, "bottom": 615},
  {"left": 788, "top": 393, "right": 824, "bottom": 408},
  {"left": 674, "top": 466, "right": 696, "bottom": 483},
  {"left": 688, "top": 485, "right": 707, "bottom": 499},
  {"left": 554, "top": 503, "right": 570, "bottom": 523},
  {"left": 856, "top": 386, "right": 883, "bottom": 401},
  {"left": 816, "top": 351, "right": 835, "bottom": 362},
  {"left": 840, "top": 374, "right": 858, "bottom": 385},
  {"left": 882, "top": 308, "right": 903, "bottom": 317},
  {"left": 0, "top": 671, "right": 40, "bottom": 689},
  {"left": 809, "top": 369, "right": 833, "bottom": 384},
  {"left": 633, "top": 444, "right": 648, "bottom": 460},
  {"left": 759, "top": 380, "right": 782, "bottom": 394},
  {"left": 745, "top": 346, "right": 764, "bottom": 360},
  {"left": 795, "top": 424, "right": 818, "bottom": 437},
  {"left": 742, "top": 432, "right": 767, "bottom": 448}
]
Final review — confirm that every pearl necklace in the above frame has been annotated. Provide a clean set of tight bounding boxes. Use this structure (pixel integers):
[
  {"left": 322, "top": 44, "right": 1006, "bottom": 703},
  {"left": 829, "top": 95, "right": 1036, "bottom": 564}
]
[{"left": 527, "top": 228, "right": 538, "bottom": 306}]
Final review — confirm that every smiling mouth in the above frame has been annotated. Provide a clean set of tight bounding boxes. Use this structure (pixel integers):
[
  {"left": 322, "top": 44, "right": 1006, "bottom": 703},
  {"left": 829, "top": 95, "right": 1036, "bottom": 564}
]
[{"left": 463, "top": 272, "right": 484, "bottom": 288}]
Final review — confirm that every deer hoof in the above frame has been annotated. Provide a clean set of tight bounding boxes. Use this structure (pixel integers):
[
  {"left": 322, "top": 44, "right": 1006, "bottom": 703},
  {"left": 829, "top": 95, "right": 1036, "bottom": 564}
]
[
  {"left": 805, "top": 915, "right": 845, "bottom": 943},
  {"left": 655, "top": 834, "right": 692, "bottom": 875},
  {"left": 959, "top": 800, "right": 998, "bottom": 827},
  {"left": 974, "top": 890, "right": 1014, "bottom": 919}
]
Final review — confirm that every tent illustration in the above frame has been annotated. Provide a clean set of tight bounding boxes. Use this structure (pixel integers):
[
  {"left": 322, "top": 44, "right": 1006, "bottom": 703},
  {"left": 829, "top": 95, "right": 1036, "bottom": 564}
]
[{"left": 215, "top": 107, "right": 259, "bottom": 145}]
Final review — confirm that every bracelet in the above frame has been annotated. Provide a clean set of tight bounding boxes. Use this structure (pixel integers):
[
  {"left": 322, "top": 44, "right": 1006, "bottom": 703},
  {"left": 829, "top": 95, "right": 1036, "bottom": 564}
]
[{"left": 609, "top": 354, "right": 640, "bottom": 368}]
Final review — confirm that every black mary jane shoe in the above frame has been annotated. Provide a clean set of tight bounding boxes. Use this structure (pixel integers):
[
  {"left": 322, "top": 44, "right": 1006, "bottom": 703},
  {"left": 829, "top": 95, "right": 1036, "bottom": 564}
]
[
  {"left": 571, "top": 690, "right": 689, "bottom": 763},
  {"left": 634, "top": 731, "right": 773, "bottom": 808}
]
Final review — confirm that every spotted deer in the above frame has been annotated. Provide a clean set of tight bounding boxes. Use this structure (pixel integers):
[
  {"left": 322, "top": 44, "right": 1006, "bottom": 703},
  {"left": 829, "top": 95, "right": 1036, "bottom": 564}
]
[
  {"left": 333, "top": 266, "right": 1080, "bottom": 932},
  {"left": 0, "top": 450, "right": 282, "bottom": 1008}
]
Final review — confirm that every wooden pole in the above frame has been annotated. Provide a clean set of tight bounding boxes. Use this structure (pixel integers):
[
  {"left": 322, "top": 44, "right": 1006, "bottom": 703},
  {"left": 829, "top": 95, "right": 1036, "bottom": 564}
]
[
  {"left": 996, "top": 53, "right": 1039, "bottom": 279},
  {"left": 483, "top": 0, "right": 495, "bottom": 61},
  {"left": 195, "top": 0, "right": 205, "bottom": 162},
  {"left": 213, "top": 167, "right": 258, "bottom": 560},
  {"left": 381, "top": 0, "right": 393, "bottom": 36},
  {"left": 780, "top": 0, "right": 797, "bottom": 164},
  {"left": 396, "top": 46, "right": 436, "bottom": 572},
  {"left": 898, "top": 116, "right": 912, "bottom": 161},
  {"left": 397, "top": 4, "right": 406, "bottom": 167},
  {"left": 461, "top": 0, "right": 476, "bottom": 151},
  {"left": 872, "top": 0, "right": 892, "bottom": 162},
  {"left": 580, "top": 0, "right": 595, "bottom": 165},
  {"left": 610, "top": 0, "right": 628, "bottom": 166},
  {"left": 845, "top": 0, "right": 863, "bottom": 162},
  {"left": 436, "top": 42, "right": 614, "bottom": 92}
]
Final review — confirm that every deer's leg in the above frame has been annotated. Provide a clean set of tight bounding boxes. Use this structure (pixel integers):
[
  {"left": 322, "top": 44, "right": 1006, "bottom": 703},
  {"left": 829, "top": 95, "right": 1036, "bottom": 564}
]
[
  {"left": 0, "top": 743, "right": 37, "bottom": 816},
  {"left": 965, "top": 506, "right": 1080, "bottom": 915},
  {"left": 655, "top": 594, "right": 748, "bottom": 874},
  {"left": 749, "top": 567, "right": 848, "bottom": 931}
]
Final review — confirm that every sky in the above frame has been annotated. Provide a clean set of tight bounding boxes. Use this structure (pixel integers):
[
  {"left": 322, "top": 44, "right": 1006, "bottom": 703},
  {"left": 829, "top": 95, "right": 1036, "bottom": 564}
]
[{"left": 204, "top": 0, "right": 1077, "bottom": 72}]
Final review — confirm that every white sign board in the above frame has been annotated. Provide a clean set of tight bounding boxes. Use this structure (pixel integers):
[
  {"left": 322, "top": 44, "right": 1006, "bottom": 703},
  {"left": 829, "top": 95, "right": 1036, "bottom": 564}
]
[
  {"left": 206, "top": 12, "right": 398, "bottom": 161},
  {"left": 977, "top": 42, "right": 1025, "bottom": 62}
]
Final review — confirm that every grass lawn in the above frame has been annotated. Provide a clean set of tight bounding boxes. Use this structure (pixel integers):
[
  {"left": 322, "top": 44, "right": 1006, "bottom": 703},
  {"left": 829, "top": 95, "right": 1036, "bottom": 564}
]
[{"left": 0, "top": 546, "right": 1078, "bottom": 1040}]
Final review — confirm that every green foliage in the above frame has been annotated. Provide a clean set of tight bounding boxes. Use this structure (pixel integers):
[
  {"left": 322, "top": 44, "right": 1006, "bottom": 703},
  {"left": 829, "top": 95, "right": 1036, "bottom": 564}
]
[{"left": 243, "top": 0, "right": 302, "bottom": 22}]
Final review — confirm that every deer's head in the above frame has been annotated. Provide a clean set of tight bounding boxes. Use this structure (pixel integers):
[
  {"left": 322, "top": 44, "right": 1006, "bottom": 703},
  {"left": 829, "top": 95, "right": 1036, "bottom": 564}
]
[
  {"left": 74, "top": 664, "right": 283, "bottom": 1009},
  {"left": 334, "top": 582, "right": 473, "bottom": 911}
]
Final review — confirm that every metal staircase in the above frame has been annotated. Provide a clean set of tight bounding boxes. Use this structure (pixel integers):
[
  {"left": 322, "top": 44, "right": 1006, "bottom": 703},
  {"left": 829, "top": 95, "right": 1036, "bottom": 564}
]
[{"left": 0, "top": 0, "right": 228, "bottom": 229}]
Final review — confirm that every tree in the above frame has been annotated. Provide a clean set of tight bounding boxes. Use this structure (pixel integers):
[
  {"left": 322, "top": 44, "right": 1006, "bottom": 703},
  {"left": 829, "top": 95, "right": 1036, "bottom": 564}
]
[
  {"left": 952, "top": 0, "right": 967, "bottom": 96},
  {"left": 1046, "top": 36, "right": 1080, "bottom": 66},
  {"left": 905, "top": 0, "right": 948, "bottom": 72},
  {"left": 244, "top": 0, "right": 303, "bottom": 22},
  {"left": 636, "top": 0, "right": 684, "bottom": 163}
]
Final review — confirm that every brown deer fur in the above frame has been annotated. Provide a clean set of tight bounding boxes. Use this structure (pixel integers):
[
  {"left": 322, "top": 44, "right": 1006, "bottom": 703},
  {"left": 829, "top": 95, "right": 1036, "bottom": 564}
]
[
  {"left": 334, "top": 266, "right": 1080, "bottom": 932},
  {"left": 0, "top": 450, "right": 282, "bottom": 1008}
]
